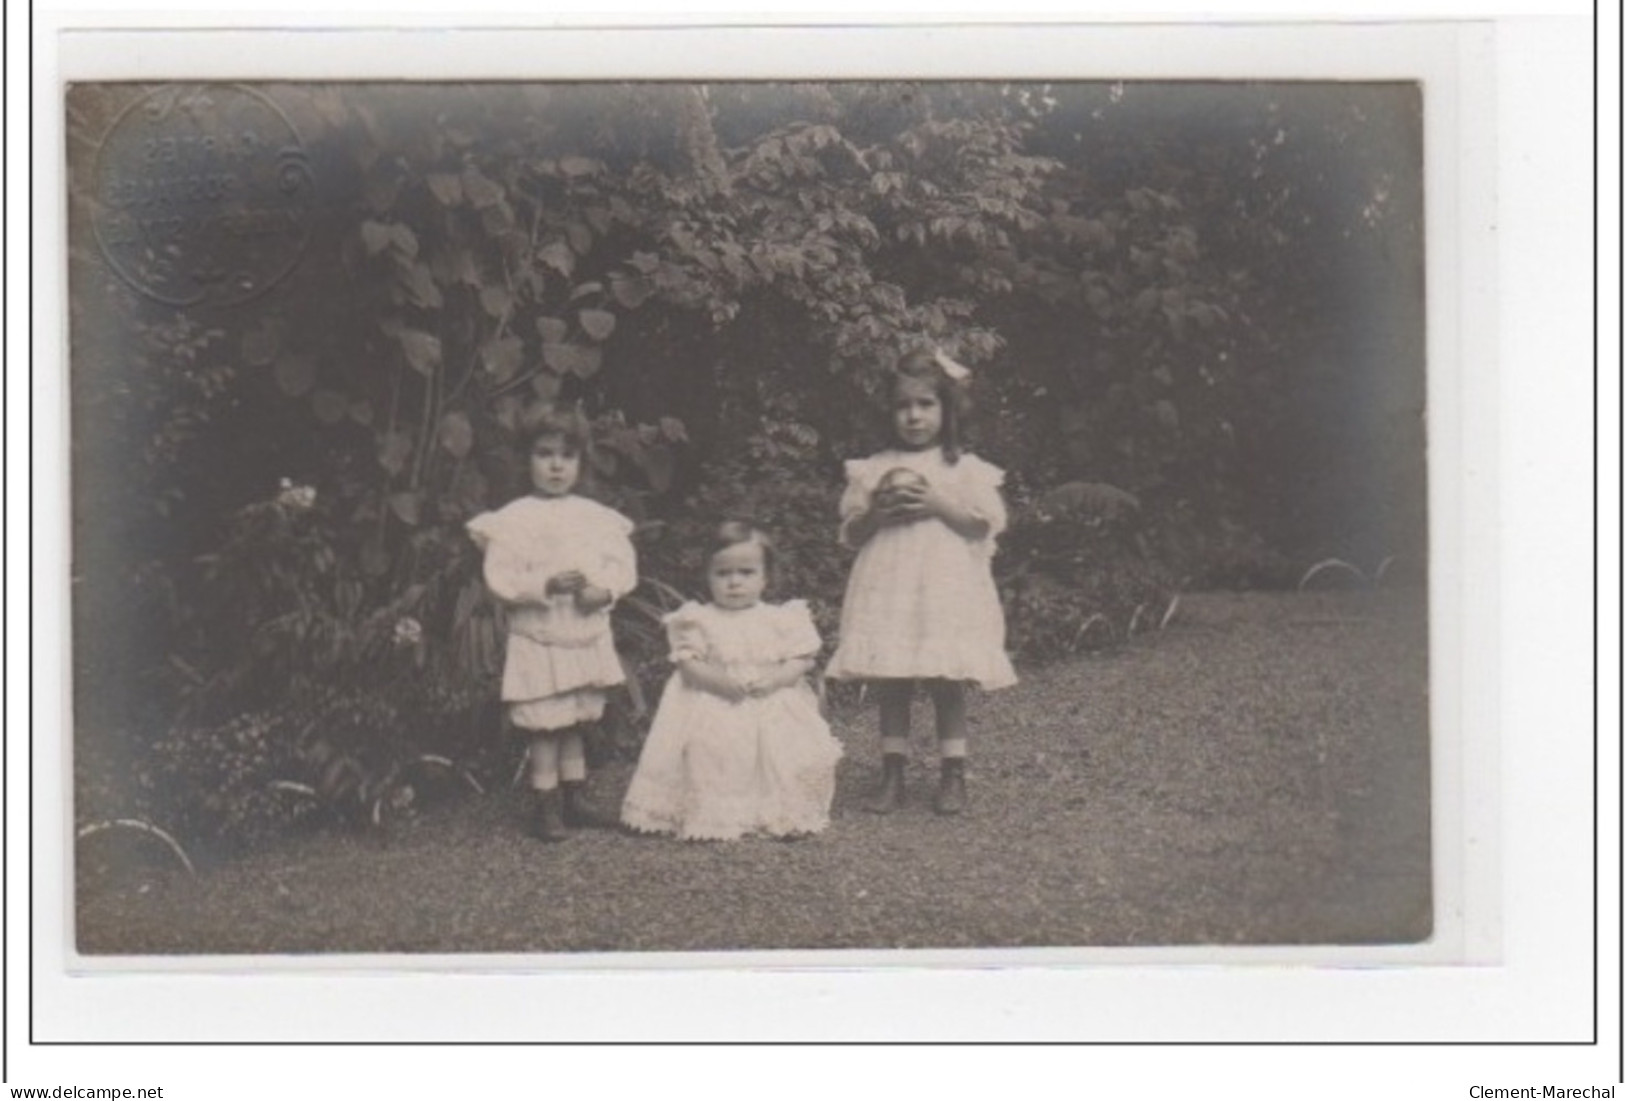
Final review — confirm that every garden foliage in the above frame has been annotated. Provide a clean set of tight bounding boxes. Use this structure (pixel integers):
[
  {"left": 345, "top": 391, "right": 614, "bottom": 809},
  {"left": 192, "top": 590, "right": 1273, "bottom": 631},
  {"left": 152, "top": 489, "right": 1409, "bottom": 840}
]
[{"left": 66, "top": 81, "right": 1425, "bottom": 852}]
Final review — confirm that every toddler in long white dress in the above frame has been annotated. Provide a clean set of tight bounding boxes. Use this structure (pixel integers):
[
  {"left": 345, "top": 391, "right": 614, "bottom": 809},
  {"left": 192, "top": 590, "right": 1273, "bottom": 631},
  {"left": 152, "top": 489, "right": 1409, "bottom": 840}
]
[
  {"left": 621, "top": 522, "right": 842, "bottom": 841},
  {"left": 825, "top": 348, "right": 1017, "bottom": 815}
]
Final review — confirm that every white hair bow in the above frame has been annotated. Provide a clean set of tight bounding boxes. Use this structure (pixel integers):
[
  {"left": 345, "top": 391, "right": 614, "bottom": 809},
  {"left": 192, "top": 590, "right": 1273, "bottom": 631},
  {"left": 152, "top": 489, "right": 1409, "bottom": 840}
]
[{"left": 933, "top": 349, "right": 972, "bottom": 381}]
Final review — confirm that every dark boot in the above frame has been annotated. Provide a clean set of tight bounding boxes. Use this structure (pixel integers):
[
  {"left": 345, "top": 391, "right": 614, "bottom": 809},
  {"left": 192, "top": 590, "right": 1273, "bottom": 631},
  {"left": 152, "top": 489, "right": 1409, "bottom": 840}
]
[
  {"left": 865, "top": 753, "right": 907, "bottom": 814},
  {"left": 933, "top": 758, "right": 967, "bottom": 816},
  {"left": 530, "top": 788, "right": 569, "bottom": 842},
  {"left": 561, "top": 780, "right": 618, "bottom": 829}
]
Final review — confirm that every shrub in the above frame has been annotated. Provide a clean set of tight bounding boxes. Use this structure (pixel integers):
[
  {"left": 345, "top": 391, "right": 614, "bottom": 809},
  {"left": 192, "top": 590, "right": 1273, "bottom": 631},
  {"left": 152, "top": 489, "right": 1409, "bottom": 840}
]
[{"left": 998, "top": 498, "right": 1178, "bottom": 660}]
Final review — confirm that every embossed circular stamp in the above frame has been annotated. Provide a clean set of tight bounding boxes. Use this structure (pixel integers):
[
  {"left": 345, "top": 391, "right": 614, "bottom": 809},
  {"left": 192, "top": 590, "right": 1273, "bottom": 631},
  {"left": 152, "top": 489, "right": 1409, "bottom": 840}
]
[{"left": 90, "top": 84, "right": 317, "bottom": 308}]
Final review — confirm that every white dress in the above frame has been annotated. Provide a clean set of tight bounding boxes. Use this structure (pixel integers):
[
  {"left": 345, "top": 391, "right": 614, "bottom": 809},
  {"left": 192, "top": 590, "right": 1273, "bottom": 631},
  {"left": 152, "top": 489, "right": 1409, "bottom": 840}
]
[
  {"left": 825, "top": 448, "right": 1017, "bottom": 689},
  {"left": 465, "top": 495, "right": 636, "bottom": 731},
  {"left": 620, "top": 600, "right": 844, "bottom": 841}
]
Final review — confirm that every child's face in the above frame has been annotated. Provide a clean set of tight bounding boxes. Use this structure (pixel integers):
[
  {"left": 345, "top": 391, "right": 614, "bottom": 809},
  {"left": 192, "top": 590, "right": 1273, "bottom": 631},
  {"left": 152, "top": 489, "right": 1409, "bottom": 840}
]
[
  {"left": 893, "top": 377, "right": 944, "bottom": 449},
  {"left": 708, "top": 540, "right": 767, "bottom": 611},
  {"left": 529, "top": 434, "right": 581, "bottom": 497}
]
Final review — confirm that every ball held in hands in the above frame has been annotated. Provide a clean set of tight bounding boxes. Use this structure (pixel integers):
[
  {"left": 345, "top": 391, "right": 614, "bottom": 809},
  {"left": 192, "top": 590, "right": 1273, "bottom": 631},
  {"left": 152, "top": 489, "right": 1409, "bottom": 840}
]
[
  {"left": 573, "top": 584, "right": 613, "bottom": 613},
  {"left": 875, "top": 467, "right": 930, "bottom": 519}
]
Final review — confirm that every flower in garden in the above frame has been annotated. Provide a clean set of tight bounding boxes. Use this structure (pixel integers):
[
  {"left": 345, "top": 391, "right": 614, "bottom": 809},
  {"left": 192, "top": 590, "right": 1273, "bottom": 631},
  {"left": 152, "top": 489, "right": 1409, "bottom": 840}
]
[
  {"left": 393, "top": 617, "right": 423, "bottom": 647},
  {"left": 276, "top": 478, "right": 317, "bottom": 511}
]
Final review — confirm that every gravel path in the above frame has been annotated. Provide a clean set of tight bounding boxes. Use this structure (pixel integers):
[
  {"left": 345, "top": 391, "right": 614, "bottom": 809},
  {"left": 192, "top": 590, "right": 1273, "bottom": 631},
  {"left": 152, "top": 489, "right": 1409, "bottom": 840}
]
[{"left": 76, "top": 590, "right": 1430, "bottom": 954}]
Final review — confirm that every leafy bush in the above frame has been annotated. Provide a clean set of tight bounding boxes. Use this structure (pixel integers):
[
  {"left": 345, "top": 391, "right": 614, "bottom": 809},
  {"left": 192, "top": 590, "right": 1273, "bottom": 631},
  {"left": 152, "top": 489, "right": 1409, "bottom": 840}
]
[
  {"left": 147, "top": 711, "right": 317, "bottom": 853},
  {"left": 998, "top": 502, "right": 1178, "bottom": 660},
  {"left": 65, "top": 79, "right": 1425, "bottom": 853}
]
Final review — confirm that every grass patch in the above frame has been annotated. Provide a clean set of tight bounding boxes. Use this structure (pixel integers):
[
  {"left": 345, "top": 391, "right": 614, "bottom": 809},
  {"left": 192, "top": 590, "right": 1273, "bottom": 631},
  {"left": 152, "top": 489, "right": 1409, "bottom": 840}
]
[{"left": 76, "top": 590, "right": 1430, "bottom": 954}]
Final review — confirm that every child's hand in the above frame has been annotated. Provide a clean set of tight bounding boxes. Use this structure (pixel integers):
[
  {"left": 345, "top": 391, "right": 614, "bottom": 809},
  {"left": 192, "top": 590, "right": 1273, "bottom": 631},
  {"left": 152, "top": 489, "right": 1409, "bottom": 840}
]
[
  {"left": 711, "top": 674, "right": 751, "bottom": 704},
  {"left": 878, "top": 481, "right": 933, "bottom": 524},
  {"left": 756, "top": 669, "right": 804, "bottom": 696},
  {"left": 680, "top": 661, "right": 749, "bottom": 703},
  {"left": 574, "top": 584, "right": 613, "bottom": 614},
  {"left": 911, "top": 481, "right": 952, "bottom": 520},
  {"left": 545, "top": 570, "right": 587, "bottom": 596},
  {"left": 742, "top": 670, "right": 779, "bottom": 698}
]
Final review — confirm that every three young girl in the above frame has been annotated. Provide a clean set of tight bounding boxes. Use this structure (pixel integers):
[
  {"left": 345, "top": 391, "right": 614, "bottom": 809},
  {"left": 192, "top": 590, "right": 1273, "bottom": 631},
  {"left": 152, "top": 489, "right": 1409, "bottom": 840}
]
[{"left": 470, "top": 347, "right": 1014, "bottom": 842}]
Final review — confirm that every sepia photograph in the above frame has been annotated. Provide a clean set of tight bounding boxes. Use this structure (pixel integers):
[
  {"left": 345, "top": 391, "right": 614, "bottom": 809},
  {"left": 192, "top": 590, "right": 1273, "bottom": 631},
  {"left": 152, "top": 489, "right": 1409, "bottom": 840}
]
[
  {"left": 63, "top": 70, "right": 1436, "bottom": 961},
  {"left": 17, "top": 4, "right": 1618, "bottom": 1091}
]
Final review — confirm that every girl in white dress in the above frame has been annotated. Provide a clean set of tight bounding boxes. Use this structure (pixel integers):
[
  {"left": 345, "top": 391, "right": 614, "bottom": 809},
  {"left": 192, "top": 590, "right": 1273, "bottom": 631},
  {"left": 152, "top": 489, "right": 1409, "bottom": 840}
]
[
  {"left": 825, "top": 349, "right": 1017, "bottom": 815},
  {"left": 621, "top": 522, "right": 842, "bottom": 841},
  {"left": 466, "top": 409, "right": 636, "bottom": 841}
]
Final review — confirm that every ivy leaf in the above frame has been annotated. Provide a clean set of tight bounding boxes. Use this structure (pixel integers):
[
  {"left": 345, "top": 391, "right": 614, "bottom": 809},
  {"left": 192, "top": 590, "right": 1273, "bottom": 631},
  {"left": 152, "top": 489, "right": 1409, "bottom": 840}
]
[
  {"left": 571, "top": 346, "right": 603, "bottom": 379},
  {"left": 480, "top": 336, "right": 524, "bottom": 383},
  {"left": 389, "top": 223, "right": 419, "bottom": 259},
  {"left": 610, "top": 273, "right": 653, "bottom": 309},
  {"left": 377, "top": 431, "right": 413, "bottom": 475},
  {"left": 480, "top": 199, "right": 516, "bottom": 237},
  {"left": 570, "top": 281, "right": 604, "bottom": 301},
  {"left": 535, "top": 316, "right": 568, "bottom": 345},
  {"left": 397, "top": 262, "right": 443, "bottom": 309},
  {"left": 538, "top": 241, "right": 575, "bottom": 278},
  {"left": 397, "top": 330, "right": 442, "bottom": 376},
  {"left": 578, "top": 308, "right": 616, "bottom": 341},
  {"left": 479, "top": 284, "right": 513, "bottom": 319},
  {"left": 538, "top": 341, "right": 572, "bottom": 375},
  {"left": 461, "top": 166, "right": 503, "bottom": 209},
  {"left": 566, "top": 221, "right": 593, "bottom": 256},
  {"left": 426, "top": 172, "right": 464, "bottom": 206},
  {"left": 274, "top": 354, "right": 316, "bottom": 397},
  {"left": 361, "top": 220, "right": 393, "bottom": 256},
  {"left": 439, "top": 411, "right": 474, "bottom": 459},
  {"left": 659, "top": 416, "right": 689, "bottom": 443},
  {"left": 530, "top": 372, "right": 562, "bottom": 400},
  {"left": 543, "top": 342, "right": 601, "bottom": 379},
  {"left": 388, "top": 491, "right": 422, "bottom": 526},
  {"left": 312, "top": 389, "right": 348, "bottom": 424},
  {"left": 348, "top": 400, "right": 374, "bottom": 426}
]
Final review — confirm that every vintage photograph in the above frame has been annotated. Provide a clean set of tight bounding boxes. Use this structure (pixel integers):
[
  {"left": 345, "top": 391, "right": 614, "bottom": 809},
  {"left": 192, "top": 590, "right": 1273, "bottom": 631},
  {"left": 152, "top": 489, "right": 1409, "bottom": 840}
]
[{"left": 65, "top": 76, "right": 1430, "bottom": 957}]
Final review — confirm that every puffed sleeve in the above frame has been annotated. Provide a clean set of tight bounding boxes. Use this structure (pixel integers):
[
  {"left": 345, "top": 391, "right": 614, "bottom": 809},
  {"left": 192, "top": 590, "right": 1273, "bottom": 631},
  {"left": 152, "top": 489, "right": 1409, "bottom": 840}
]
[
  {"left": 465, "top": 510, "right": 500, "bottom": 552},
  {"left": 467, "top": 510, "right": 551, "bottom": 604},
  {"left": 956, "top": 455, "right": 1010, "bottom": 541},
  {"left": 771, "top": 600, "right": 823, "bottom": 661},
  {"left": 837, "top": 457, "right": 880, "bottom": 549},
  {"left": 662, "top": 603, "right": 711, "bottom": 664},
  {"left": 585, "top": 503, "right": 638, "bottom": 599}
]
